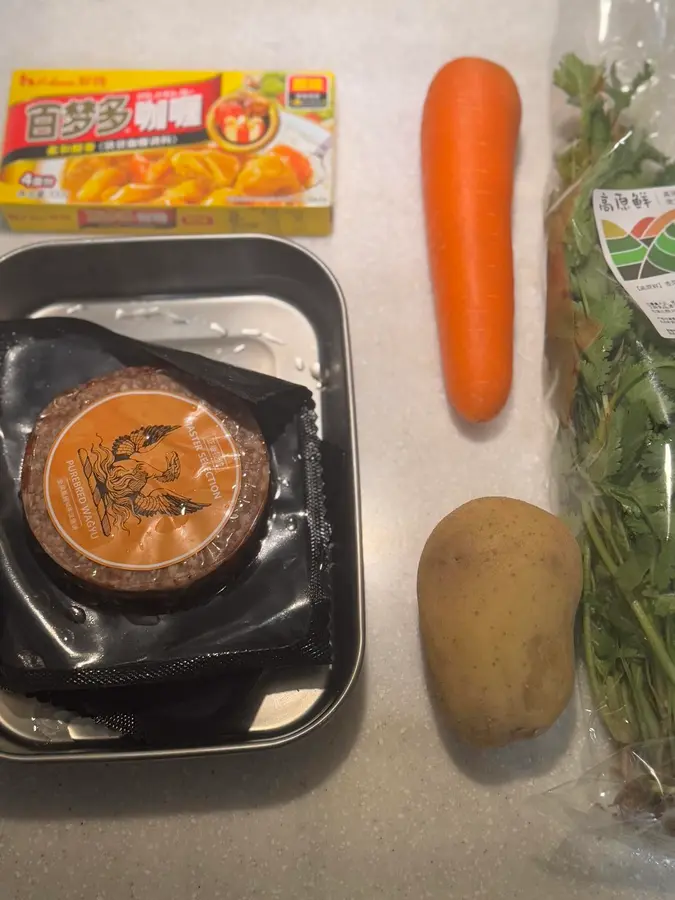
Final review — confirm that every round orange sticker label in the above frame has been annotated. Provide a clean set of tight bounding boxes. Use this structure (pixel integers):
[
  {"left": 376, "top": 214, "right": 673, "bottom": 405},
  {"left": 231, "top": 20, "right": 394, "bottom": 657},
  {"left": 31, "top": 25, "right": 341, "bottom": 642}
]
[{"left": 43, "top": 390, "right": 242, "bottom": 570}]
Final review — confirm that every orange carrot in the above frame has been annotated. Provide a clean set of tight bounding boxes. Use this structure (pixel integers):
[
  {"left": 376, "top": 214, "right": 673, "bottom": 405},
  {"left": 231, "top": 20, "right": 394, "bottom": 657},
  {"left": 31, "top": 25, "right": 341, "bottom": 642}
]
[{"left": 421, "top": 58, "right": 521, "bottom": 423}]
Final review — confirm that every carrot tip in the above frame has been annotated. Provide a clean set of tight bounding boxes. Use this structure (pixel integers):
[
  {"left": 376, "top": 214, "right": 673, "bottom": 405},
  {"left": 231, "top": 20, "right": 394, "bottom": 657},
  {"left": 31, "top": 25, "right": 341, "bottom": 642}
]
[{"left": 448, "top": 381, "right": 512, "bottom": 424}]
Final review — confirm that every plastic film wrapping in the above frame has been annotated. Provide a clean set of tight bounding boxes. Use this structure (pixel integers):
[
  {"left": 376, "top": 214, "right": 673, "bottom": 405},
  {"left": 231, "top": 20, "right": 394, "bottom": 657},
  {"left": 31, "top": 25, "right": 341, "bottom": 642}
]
[{"left": 545, "top": 0, "right": 675, "bottom": 849}]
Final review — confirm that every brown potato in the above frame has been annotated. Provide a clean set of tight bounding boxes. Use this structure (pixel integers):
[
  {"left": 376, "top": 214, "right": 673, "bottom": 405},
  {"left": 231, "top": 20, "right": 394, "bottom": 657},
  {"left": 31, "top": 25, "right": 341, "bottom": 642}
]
[
  {"left": 417, "top": 497, "right": 582, "bottom": 748},
  {"left": 104, "top": 183, "right": 164, "bottom": 204},
  {"left": 74, "top": 166, "right": 125, "bottom": 202},
  {"left": 159, "top": 178, "right": 209, "bottom": 205},
  {"left": 235, "top": 154, "right": 301, "bottom": 197}
]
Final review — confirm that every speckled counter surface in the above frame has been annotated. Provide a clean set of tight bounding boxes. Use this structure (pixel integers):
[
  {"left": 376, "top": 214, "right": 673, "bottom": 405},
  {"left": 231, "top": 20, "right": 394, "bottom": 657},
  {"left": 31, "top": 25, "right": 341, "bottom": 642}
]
[{"left": 0, "top": 1, "right": 673, "bottom": 898}]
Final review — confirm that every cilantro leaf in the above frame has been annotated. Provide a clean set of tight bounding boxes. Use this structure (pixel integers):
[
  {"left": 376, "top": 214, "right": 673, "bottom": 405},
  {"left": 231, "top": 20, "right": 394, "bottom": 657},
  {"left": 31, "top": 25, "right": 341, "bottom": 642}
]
[
  {"left": 617, "top": 363, "right": 675, "bottom": 425},
  {"left": 619, "top": 400, "right": 651, "bottom": 476},
  {"left": 642, "top": 429, "right": 675, "bottom": 473},
  {"left": 553, "top": 54, "right": 604, "bottom": 107},
  {"left": 653, "top": 546, "right": 675, "bottom": 593},
  {"left": 605, "top": 61, "right": 654, "bottom": 118},
  {"left": 589, "top": 289, "right": 633, "bottom": 341},
  {"left": 627, "top": 472, "right": 667, "bottom": 512}
]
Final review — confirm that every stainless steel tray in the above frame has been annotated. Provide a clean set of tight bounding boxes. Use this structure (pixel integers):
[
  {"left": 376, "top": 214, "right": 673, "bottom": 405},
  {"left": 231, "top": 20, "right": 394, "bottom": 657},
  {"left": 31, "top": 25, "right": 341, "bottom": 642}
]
[{"left": 0, "top": 235, "right": 363, "bottom": 760}]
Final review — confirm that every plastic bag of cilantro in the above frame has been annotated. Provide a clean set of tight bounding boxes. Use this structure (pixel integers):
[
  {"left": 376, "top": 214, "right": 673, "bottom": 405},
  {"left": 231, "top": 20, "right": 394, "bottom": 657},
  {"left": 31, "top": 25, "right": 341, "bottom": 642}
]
[{"left": 544, "top": 0, "right": 675, "bottom": 847}]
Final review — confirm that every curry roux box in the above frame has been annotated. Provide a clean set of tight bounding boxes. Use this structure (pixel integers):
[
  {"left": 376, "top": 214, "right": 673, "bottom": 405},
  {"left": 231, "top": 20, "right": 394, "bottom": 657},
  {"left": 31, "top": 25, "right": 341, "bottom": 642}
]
[{"left": 0, "top": 70, "right": 335, "bottom": 236}]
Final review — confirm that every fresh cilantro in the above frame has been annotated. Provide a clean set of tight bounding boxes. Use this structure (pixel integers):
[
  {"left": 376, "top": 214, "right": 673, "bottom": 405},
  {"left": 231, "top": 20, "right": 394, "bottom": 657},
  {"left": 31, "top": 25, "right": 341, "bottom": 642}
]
[
  {"left": 551, "top": 54, "right": 675, "bottom": 756},
  {"left": 605, "top": 61, "right": 654, "bottom": 118}
]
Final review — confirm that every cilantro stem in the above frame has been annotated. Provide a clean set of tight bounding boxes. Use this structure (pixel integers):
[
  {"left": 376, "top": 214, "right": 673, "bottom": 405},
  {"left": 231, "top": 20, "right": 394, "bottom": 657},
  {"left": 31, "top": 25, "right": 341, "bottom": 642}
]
[
  {"left": 583, "top": 503, "right": 675, "bottom": 687},
  {"left": 580, "top": 545, "right": 619, "bottom": 738},
  {"left": 547, "top": 175, "right": 583, "bottom": 216},
  {"left": 596, "top": 506, "right": 623, "bottom": 563},
  {"left": 578, "top": 284, "right": 592, "bottom": 320},
  {"left": 650, "top": 661, "right": 671, "bottom": 735},
  {"left": 582, "top": 561, "right": 607, "bottom": 720},
  {"left": 583, "top": 503, "right": 618, "bottom": 574},
  {"left": 627, "top": 602, "right": 675, "bottom": 688},
  {"left": 625, "top": 659, "right": 661, "bottom": 741},
  {"left": 582, "top": 601, "right": 605, "bottom": 718},
  {"left": 616, "top": 516, "right": 631, "bottom": 553},
  {"left": 608, "top": 483, "right": 661, "bottom": 540}
]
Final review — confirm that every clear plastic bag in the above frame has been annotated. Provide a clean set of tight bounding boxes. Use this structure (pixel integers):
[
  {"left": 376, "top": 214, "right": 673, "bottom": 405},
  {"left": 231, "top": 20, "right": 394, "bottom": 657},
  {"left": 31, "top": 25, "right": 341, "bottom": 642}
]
[
  {"left": 545, "top": 0, "right": 675, "bottom": 846},
  {"left": 544, "top": 740, "right": 675, "bottom": 849}
]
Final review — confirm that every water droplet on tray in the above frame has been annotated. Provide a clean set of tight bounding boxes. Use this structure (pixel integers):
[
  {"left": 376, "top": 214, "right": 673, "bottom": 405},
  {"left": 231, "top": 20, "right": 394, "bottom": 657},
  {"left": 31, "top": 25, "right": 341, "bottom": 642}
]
[
  {"left": 209, "top": 322, "right": 228, "bottom": 335},
  {"left": 233, "top": 343, "right": 246, "bottom": 354},
  {"left": 125, "top": 613, "right": 161, "bottom": 626},
  {"left": 241, "top": 327, "right": 262, "bottom": 337},
  {"left": 18, "top": 651, "right": 45, "bottom": 668},
  {"left": 32, "top": 717, "right": 67, "bottom": 740},
  {"left": 294, "top": 357, "right": 306, "bottom": 372},
  {"left": 309, "top": 361, "right": 329, "bottom": 389},
  {"left": 66, "top": 605, "right": 87, "bottom": 624},
  {"left": 65, "top": 304, "right": 83, "bottom": 315},
  {"left": 274, "top": 475, "right": 290, "bottom": 500}
]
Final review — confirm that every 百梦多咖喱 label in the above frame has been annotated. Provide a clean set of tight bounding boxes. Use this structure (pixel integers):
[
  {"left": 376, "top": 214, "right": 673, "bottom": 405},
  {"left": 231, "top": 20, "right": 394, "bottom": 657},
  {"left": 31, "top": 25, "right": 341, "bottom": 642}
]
[
  {"left": 0, "top": 70, "right": 335, "bottom": 237},
  {"left": 43, "top": 390, "right": 241, "bottom": 570},
  {"left": 593, "top": 185, "right": 675, "bottom": 339}
]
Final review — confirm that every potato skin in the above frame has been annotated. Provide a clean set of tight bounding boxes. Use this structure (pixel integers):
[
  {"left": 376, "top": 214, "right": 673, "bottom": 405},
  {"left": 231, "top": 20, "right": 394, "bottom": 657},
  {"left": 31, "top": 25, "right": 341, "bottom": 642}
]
[{"left": 417, "top": 497, "right": 583, "bottom": 748}]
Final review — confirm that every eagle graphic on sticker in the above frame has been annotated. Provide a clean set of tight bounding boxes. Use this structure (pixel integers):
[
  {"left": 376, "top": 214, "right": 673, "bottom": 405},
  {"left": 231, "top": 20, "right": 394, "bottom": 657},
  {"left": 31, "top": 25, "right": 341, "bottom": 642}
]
[{"left": 79, "top": 424, "right": 210, "bottom": 537}]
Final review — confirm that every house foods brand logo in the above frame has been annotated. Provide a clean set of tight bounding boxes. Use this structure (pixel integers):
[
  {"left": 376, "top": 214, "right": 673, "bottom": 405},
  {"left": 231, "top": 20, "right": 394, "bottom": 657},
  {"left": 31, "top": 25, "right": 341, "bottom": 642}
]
[{"left": 43, "top": 390, "right": 241, "bottom": 570}]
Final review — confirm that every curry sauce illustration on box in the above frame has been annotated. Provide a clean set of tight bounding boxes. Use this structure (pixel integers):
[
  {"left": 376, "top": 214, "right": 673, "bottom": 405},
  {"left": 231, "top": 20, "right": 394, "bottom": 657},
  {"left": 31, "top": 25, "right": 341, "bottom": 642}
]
[
  {"left": 0, "top": 70, "right": 335, "bottom": 236},
  {"left": 44, "top": 389, "right": 242, "bottom": 570}
]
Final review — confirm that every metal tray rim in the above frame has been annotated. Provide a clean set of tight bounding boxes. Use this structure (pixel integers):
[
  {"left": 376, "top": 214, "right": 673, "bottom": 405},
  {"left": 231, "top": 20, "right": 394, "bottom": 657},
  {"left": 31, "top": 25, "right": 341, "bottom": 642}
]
[{"left": 0, "top": 233, "right": 364, "bottom": 761}]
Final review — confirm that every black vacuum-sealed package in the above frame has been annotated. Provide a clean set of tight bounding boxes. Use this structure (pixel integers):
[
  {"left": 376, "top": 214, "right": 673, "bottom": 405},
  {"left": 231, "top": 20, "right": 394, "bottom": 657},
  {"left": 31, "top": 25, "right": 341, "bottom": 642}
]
[
  {"left": 0, "top": 318, "right": 332, "bottom": 693},
  {"left": 40, "top": 670, "right": 269, "bottom": 745}
]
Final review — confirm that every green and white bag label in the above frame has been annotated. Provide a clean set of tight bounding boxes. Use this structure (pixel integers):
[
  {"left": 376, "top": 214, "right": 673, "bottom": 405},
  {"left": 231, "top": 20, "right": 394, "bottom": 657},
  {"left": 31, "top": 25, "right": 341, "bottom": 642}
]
[{"left": 593, "top": 185, "right": 675, "bottom": 338}]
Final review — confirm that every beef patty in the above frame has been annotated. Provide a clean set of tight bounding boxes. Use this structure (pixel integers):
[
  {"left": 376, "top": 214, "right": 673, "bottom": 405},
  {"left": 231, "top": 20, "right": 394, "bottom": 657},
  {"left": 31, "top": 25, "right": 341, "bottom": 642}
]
[{"left": 21, "top": 367, "right": 270, "bottom": 593}]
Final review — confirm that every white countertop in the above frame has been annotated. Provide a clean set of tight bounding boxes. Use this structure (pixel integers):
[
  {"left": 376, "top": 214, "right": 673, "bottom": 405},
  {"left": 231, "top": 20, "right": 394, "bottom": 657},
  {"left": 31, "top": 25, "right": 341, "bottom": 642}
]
[{"left": 1, "top": 1, "right": 674, "bottom": 898}]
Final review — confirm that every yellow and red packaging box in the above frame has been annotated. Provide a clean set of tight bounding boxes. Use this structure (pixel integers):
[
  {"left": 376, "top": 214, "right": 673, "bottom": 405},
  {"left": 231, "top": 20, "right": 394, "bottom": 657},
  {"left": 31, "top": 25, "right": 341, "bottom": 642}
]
[{"left": 0, "top": 70, "right": 335, "bottom": 236}]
